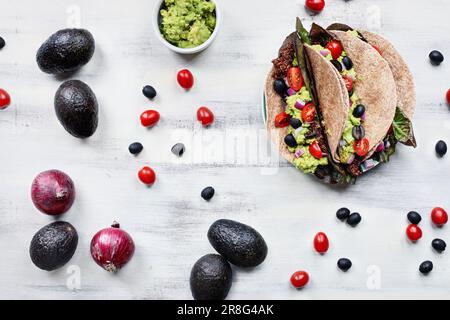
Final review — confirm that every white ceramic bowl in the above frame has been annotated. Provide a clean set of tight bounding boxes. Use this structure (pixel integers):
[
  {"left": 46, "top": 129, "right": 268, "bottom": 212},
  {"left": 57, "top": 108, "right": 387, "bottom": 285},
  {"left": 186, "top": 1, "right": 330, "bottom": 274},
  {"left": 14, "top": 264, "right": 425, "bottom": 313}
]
[{"left": 152, "top": 0, "right": 222, "bottom": 54}]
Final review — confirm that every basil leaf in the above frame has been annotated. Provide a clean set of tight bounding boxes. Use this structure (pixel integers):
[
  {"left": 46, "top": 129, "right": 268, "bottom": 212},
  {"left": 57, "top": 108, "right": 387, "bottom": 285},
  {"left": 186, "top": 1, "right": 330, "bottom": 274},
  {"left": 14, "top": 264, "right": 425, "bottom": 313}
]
[{"left": 392, "top": 107, "right": 417, "bottom": 147}]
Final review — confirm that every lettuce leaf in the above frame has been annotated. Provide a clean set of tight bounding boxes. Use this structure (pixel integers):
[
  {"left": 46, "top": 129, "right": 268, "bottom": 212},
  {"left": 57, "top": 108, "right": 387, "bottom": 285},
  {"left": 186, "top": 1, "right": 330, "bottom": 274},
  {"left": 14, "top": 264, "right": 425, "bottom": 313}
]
[{"left": 392, "top": 107, "right": 417, "bottom": 147}]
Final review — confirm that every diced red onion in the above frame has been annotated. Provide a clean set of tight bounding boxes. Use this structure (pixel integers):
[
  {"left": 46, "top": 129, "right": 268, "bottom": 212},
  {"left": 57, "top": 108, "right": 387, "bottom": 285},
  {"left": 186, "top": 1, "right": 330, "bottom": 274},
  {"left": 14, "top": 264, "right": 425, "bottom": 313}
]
[
  {"left": 295, "top": 149, "right": 305, "bottom": 158},
  {"left": 320, "top": 50, "right": 329, "bottom": 57},
  {"left": 295, "top": 100, "right": 306, "bottom": 109},
  {"left": 287, "top": 88, "right": 296, "bottom": 96},
  {"left": 376, "top": 142, "right": 385, "bottom": 152},
  {"left": 361, "top": 112, "right": 366, "bottom": 121},
  {"left": 339, "top": 140, "right": 346, "bottom": 147}
]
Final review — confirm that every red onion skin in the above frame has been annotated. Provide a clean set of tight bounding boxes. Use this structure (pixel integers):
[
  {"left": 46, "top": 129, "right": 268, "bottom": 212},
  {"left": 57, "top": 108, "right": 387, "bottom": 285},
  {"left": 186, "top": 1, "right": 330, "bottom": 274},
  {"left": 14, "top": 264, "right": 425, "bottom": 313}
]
[
  {"left": 31, "top": 169, "right": 75, "bottom": 215},
  {"left": 90, "top": 224, "right": 135, "bottom": 272}
]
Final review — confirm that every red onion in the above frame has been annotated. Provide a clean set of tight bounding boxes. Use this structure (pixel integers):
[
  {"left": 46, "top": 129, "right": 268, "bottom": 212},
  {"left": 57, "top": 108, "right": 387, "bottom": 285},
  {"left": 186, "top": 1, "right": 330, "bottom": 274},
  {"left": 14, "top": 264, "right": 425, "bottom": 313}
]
[
  {"left": 347, "top": 154, "right": 355, "bottom": 164},
  {"left": 320, "top": 49, "right": 329, "bottom": 57},
  {"left": 90, "top": 222, "right": 135, "bottom": 272},
  {"left": 376, "top": 142, "right": 385, "bottom": 152},
  {"left": 295, "top": 99, "right": 306, "bottom": 109},
  {"left": 287, "top": 88, "right": 296, "bottom": 96},
  {"left": 31, "top": 169, "right": 75, "bottom": 215},
  {"left": 294, "top": 149, "right": 305, "bottom": 158}
]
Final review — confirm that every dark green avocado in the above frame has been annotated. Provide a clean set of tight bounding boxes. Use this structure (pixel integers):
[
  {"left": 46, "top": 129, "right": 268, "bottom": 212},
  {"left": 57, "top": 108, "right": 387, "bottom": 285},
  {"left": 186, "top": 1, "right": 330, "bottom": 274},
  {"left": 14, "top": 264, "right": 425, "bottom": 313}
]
[
  {"left": 54, "top": 80, "right": 98, "bottom": 138},
  {"left": 36, "top": 29, "right": 95, "bottom": 75},
  {"left": 29, "top": 221, "right": 78, "bottom": 271},
  {"left": 190, "top": 254, "right": 232, "bottom": 300},
  {"left": 208, "top": 219, "right": 268, "bottom": 268}
]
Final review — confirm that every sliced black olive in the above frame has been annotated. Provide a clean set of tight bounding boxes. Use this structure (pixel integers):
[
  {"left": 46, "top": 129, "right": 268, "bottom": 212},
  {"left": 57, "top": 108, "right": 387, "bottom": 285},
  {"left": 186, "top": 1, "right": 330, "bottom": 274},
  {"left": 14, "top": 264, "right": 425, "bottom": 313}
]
[
  {"left": 352, "top": 125, "right": 365, "bottom": 140},
  {"left": 429, "top": 50, "right": 444, "bottom": 66},
  {"left": 284, "top": 134, "right": 297, "bottom": 148},
  {"left": 342, "top": 56, "right": 353, "bottom": 70},
  {"left": 331, "top": 60, "right": 343, "bottom": 72},
  {"left": 273, "top": 79, "right": 287, "bottom": 96},
  {"left": 289, "top": 118, "right": 302, "bottom": 129},
  {"left": 407, "top": 211, "right": 421, "bottom": 224},
  {"left": 419, "top": 260, "right": 433, "bottom": 274},
  {"left": 353, "top": 104, "right": 365, "bottom": 118},
  {"left": 432, "top": 238, "right": 446, "bottom": 252},
  {"left": 435, "top": 140, "right": 447, "bottom": 157}
]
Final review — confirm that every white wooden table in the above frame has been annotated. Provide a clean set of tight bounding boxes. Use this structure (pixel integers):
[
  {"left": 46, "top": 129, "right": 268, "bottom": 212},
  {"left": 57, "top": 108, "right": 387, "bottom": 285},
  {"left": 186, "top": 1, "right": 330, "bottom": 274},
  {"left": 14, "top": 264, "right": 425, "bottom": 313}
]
[{"left": 1, "top": 0, "right": 449, "bottom": 300}]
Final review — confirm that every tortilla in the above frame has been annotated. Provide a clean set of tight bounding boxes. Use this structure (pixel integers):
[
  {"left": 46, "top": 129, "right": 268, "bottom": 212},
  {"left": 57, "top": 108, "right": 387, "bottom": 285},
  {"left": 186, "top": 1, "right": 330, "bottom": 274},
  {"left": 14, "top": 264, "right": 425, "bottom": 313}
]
[
  {"left": 358, "top": 30, "right": 416, "bottom": 120},
  {"left": 330, "top": 30, "right": 398, "bottom": 156}
]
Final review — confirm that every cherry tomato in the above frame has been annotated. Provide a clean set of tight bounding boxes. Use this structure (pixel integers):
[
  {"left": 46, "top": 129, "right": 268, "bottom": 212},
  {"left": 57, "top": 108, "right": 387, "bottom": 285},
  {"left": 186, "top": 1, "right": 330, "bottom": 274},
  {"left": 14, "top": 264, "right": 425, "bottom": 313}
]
[
  {"left": 290, "top": 270, "right": 309, "bottom": 289},
  {"left": 313, "top": 232, "right": 329, "bottom": 253},
  {"left": 431, "top": 207, "right": 448, "bottom": 226},
  {"left": 371, "top": 44, "right": 382, "bottom": 56},
  {"left": 305, "top": 0, "right": 325, "bottom": 13},
  {"left": 301, "top": 102, "right": 316, "bottom": 122},
  {"left": 140, "top": 110, "right": 160, "bottom": 127},
  {"left": 342, "top": 75, "right": 353, "bottom": 93},
  {"left": 274, "top": 112, "right": 291, "bottom": 128},
  {"left": 138, "top": 166, "right": 156, "bottom": 186},
  {"left": 287, "top": 67, "right": 304, "bottom": 91},
  {"left": 446, "top": 89, "right": 450, "bottom": 105},
  {"left": 309, "top": 140, "right": 323, "bottom": 160},
  {"left": 0, "top": 88, "right": 11, "bottom": 110},
  {"left": 353, "top": 138, "right": 369, "bottom": 157},
  {"left": 177, "top": 69, "right": 194, "bottom": 89},
  {"left": 197, "top": 106, "right": 214, "bottom": 126},
  {"left": 326, "top": 40, "right": 343, "bottom": 60},
  {"left": 406, "top": 224, "right": 422, "bottom": 241}
]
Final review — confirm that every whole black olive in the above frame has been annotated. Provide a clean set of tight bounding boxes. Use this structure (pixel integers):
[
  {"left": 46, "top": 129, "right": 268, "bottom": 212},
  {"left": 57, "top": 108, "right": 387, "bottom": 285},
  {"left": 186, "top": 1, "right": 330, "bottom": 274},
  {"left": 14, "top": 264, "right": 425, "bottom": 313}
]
[
  {"left": 273, "top": 79, "right": 287, "bottom": 96},
  {"left": 289, "top": 118, "right": 302, "bottom": 129},
  {"left": 284, "top": 134, "right": 297, "bottom": 148},
  {"left": 342, "top": 56, "right": 353, "bottom": 70},
  {"left": 419, "top": 260, "right": 433, "bottom": 274},
  {"left": 352, "top": 125, "right": 365, "bottom": 140},
  {"left": 331, "top": 60, "right": 343, "bottom": 72},
  {"left": 347, "top": 212, "right": 361, "bottom": 227},
  {"left": 429, "top": 50, "right": 444, "bottom": 66},
  {"left": 336, "top": 207, "right": 350, "bottom": 221},
  {"left": 337, "top": 258, "right": 352, "bottom": 271},
  {"left": 435, "top": 140, "right": 447, "bottom": 157},
  {"left": 407, "top": 211, "right": 421, "bottom": 224},
  {"left": 432, "top": 238, "right": 446, "bottom": 252},
  {"left": 353, "top": 104, "right": 365, "bottom": 118}
]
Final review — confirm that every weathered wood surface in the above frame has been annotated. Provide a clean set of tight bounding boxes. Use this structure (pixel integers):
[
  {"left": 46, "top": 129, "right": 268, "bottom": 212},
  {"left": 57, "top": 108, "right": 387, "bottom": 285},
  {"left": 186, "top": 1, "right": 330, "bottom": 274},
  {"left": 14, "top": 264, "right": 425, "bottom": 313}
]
[{"left": 0, "top": 0, "right": 449, "bottom": 299}]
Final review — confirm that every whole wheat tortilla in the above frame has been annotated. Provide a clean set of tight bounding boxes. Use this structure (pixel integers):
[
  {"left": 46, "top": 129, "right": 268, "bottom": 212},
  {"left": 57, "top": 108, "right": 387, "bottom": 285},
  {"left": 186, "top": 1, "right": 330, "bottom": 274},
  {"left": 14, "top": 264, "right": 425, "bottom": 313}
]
[
  {"left": 304, "top": 45, "right": 349, "bottom": 162},
  {"left": 358, "top": 30, "right": 416, "bottom": 120},
  {"left": 330, "top": 30, "right": 398, "bottom": 156}
]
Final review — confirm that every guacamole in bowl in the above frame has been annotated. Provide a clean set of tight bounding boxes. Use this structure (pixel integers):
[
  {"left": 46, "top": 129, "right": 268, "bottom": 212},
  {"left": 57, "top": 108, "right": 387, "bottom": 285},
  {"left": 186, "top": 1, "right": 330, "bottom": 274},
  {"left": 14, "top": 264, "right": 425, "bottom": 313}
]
[{"left": 156, "top": 0, "right": 219, "bottom": 51}]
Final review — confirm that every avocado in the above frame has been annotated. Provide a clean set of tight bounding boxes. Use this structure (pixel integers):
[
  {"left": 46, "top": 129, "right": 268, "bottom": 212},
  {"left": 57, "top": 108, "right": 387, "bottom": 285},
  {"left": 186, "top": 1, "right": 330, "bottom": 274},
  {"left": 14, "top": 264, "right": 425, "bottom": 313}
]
[
  {"left": 190, "top": 254, "right": 232, "bottom": 300},
  {"left": 208, "top": 219, "right": 268, "bottom": 268},
  {"left": 29, "top": 221, "right": 78, "bottom": 271},
  {"left": 54, "top": 80, "right": 98, "bottom": 138},
  {"left": 36, "top": 29, "right": 95, "bottom": 75}
]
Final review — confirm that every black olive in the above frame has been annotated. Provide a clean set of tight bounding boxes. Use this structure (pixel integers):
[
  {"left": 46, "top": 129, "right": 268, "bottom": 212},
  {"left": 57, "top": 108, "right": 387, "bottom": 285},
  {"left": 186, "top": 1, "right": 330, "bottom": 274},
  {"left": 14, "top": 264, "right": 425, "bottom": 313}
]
[
  {"left": 331, "top": 60, "right": 343, "bottom": 72},
  {"left": 419, "top": 260, "right": 433, "bottom": 274},
  {"left": 347, "top": 212, "right": 361, "bottom": 227},
  {"left": 201, "top": 186, "right": 215, "bottom": 201},
  {"left": 337, "top": 258, "right": 352, "bottom": 271},
  {"left": 0, "top": 37, "right": 5, "bottom": 50},
  {"left": 273, "top": 79, "right": 287, "bottom": 96},
  {"left": 289, "top": 118, "right": 302, "bottom": 129},
  {"left": 142, "top": 85, "right": 157, "bottom": 99},
  {"left": 171, "top": 143, "right": 185, "bottom": 157},
  {"left": 435, "top": 140, "right": 447, "bottom": 157},
  {"left": 432, "top": 238, "right": 446, "bottom": 252},
  {"left": 429, "top": 50, "right": 444, "bottom": 66},
  {"left": 342, "top": 56, "right": 353, "bottom": 70},
  {"left": 284, "top": 134, "right": 297, "bottom": 148},
  {"left": 336, "top": 207, "right": 350, "bottom": 221},
  {"left": 128, "top": 142, "right": 143, "bottom": 155},
  {"left": 353, "top": 104, "right": 365, "bottom": 118},
  {"left": 352, "top": 125, "right": 365, "bottom": 140},
  {"left": 407, "top": 211, "right": 421, "bottom": 225}
]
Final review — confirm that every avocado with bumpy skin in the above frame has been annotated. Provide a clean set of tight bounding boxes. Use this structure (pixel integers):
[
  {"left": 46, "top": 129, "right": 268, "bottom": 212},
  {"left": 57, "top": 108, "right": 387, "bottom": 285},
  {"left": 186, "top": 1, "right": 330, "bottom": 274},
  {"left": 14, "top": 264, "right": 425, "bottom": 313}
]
[
  {"left": 190, "top": 254, "right": 232, "bottom": 300},
  {"left": 208, "top": 219, "right": 268, "bottom": 268},
  {"left": 36, "top": 29, "right": 95, "bottom": 75},
  {"left": 29, "top": 221, "right": 78, "bottom": 271},
  {"left": 54, "top": 80, "right": 98, "bottom": 138}
]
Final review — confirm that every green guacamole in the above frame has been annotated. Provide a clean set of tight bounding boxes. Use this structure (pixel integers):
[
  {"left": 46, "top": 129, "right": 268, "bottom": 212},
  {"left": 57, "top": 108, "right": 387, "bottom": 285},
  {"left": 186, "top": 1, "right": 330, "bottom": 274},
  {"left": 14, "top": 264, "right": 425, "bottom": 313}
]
[{"left": 160, "top": 0, "right": 216, "bottom": 48}]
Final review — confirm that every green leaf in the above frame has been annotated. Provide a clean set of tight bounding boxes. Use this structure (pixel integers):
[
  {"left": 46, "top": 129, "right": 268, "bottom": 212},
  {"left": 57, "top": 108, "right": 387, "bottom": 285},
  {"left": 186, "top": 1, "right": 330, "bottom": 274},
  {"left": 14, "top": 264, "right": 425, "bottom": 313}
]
[{"left": 392, "top": 107, "right": 417, "bottom": 147}]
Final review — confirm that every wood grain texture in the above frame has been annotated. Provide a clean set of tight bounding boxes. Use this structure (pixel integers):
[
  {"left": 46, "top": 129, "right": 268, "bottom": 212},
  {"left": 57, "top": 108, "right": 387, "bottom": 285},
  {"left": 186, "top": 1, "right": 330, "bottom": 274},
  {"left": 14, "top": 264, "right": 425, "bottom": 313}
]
[{"left": 0, "top": 0, "right": 450, "bottom": 299}]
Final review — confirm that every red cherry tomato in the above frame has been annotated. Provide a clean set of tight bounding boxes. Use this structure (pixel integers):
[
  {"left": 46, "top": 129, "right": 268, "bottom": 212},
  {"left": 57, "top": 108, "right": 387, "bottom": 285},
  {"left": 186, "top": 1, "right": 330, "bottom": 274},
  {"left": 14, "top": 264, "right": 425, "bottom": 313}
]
[
  {"left": 0, "top": 88, "right": 11, "bottom": 110},
  {"left": 371, "top": 44, "right": 382, "bottom": 56},
  {"left": 197, "top": 106, "right": 214, "bottom": 126},
  {"left": 138, "top": 166, "right": 156, "bottom": 185},
  {"left": 177, "top": 69, "right": 194, "bottom": 89},
  {"left": 353, "top": 138, "right": 369, "bottom": 157},
  {"left": 406, "top": 224, "right": 422, "bottom": 241},
  {"left": 446, "top": 89, "right": 450, "bottom": 105},
  {"left": 313, "top": 232, "right": 329, "bottom": 253},
  {"left": 301, "top": 102, "right": 316, "bottom": 122},
  {"left": 140, "top": 110, "right": 160, "bottom": 127},
  {"left": 287, "top": 67, "right": 304, "bottom": 91},
  {"left": 342, "top": 75, "right": 353, "bottom": 93},
  {"left": 274, "top": 111, "right": 291, "bottom": 128},
  {"left": 431, "top": 207, "right": 448, "bottom": 226},
  {"left": 290, "top": 270, "right": 309, "bottom": 289},
  {"left": 326, "top": 40, "right": 343, "bottom": 60},
  {"left": 309, "top": 141, "right": 323, "bottom": 160},
  {"left": 305, "top": 0, "right": 325, "bottom": 13}
]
